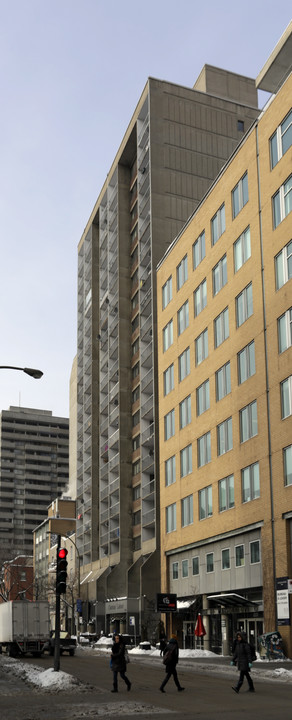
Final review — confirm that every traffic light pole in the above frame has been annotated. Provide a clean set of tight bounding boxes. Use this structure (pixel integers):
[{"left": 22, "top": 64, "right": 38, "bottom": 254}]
[{"left": 54, "top": 535, "right": 61, "bottom": 672}]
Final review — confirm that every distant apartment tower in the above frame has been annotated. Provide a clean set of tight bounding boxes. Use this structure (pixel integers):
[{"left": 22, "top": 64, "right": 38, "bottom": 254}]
[
  {"left": 157, "top": 30, "right": 292, "bottom": 655},
  {"left": 0, "top": 407, "right": 69, "bottom": 555},
  {"left": 77, "top": 66, "right": 259, "bottom": 633}
]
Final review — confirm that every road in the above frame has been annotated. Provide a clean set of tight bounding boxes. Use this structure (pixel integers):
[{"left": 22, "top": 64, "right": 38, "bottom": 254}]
[{"left": 0, "top": 650, "right": 291, "bottom": 719}]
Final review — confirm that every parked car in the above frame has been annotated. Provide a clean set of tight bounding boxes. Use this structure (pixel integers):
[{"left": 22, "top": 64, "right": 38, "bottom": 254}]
[{"left": 43, "top": 631, "right": 76, "bottom": 656}]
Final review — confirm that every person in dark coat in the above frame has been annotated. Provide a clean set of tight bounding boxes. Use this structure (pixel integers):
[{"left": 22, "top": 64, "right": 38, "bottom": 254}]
[
  {"left": 110, "top": 634, "right": 131, "bottom": 693},
  {"left": 159, "top": 635, "right": 185, "bottom": 693},
  {"left": 231, "top": 631, "right": 255, "bottom": 693}
]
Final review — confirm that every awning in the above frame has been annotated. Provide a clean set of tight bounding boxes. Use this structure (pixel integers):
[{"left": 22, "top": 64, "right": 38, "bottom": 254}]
[
  {"left": 207, "top": 593, "right": 258, "bottom": 607},
  {"left": 177, "top": 599, "right": 196, "bottom": 610}
]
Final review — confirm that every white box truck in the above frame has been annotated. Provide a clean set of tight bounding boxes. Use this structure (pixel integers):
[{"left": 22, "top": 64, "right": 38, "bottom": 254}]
[{"left": 0, "top": 601, "right": 50, "bottom": 657}]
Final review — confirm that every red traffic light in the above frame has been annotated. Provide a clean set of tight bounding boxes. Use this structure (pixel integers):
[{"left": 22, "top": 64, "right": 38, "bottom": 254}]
[{"left": 58, "top": 548, "right": 68, "bottom": 559}]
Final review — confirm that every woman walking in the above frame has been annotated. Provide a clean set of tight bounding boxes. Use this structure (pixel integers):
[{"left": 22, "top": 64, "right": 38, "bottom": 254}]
[
  {"left": 110, "top": 634, "right": 131, "bottom": 693},
  {"left": 231, "top": 631, "right": 255, "bottom": 693},
  {"left": 159, "top": 635, "right": 185, "bottom": 693}
]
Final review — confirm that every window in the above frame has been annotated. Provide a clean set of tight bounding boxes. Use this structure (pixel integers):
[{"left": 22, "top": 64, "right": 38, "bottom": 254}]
[
  {"left": 181, "top": 495, "right": 193, "bottom": 527},
  {"left": 284, "top": 445, "right": 292, "bottom": 487},
  {"left": 182, "top": 559, "right": 189, "bottom": 578},
  {"left": 133, "top": 536, "right": 141, "bottom": 551},
  {"left": 133, "top": 484, "right": 141, "bottom": 500},
  {"left": 197, "top": 432, "right": 211, "bottom": 467},
  {"left": 270, "top": 109, "right": 292, "bottom": 168},
  {"left": 164, "top": 409, "right": 175, "bottom": 440},
  {"left": 178, "top": 347, "right": 190, "bottom": 382},
  {"left": 131, "top": 292, "right": 139, "bottom": 311},
  {"left": 132, "top": 410, "right": 140, "bottom": 427},
  {"left": 275, "top": 241, "right": 292, "bottom": 289},
  {"left": 131, "top": 314, "right": 139, "bottom": 334},
  {"left": 166, "top": 503, "right": 176, "bottom": 533},
  {"left": 237, "top": 120, "right": 244, "bottom": 132},
  {"left": 235, "top": 544, "right": 245, "bottom": 567},
  {"left": 240, "top": 400, "right": 258, "bottom": 442},
  {"left": 197, "top": 379, "right": 210, "bottom": 416},
  {"left": 164, "top": 364, "right": 174, "bottom": 396},
  {"left": 250, "top": 540, "right": 260, "bottom": 564},
  {"left": 172, "top": 562, "right": 178, "bottom": 580},
  {"left": 214, "top": 307, "right": 229, "bottom": 348},
  {"left": 180, "top": 444, "right": 192, "bottom": 478},
  {"left": 273, "top": 175, "right": 292, "bottom": 228},
  {"left": 206, "top": 553, "right": 214, "bottom": 572},
  {"left": 222, "top": 548, "right": 230, "bottom": 570},
  {"left": 236, "top": 283, "right": 253, "bottom": 327},
  {"left": 179, "top": 395, "right": 191, "bottom": 429},
  {"left": 199, "top": 485, "right": 212, "bottom": 519},
  {"left": 234, "top": 226, "right": 251, "bottom": 272},
  {"left": 194, "top": 279, "right": 207, "bottom": 317},
  {"left": 192, "top": 556, "right": 199, "bottom": 575},
  {"left": 177, "top": 300, "right": 189, "bottom": 335},
  {"left": 232, "top": 172, "right": 248, "bottom": 218},
  {"left": 195, "top": 328, "right": 208, "bottom": 366},
  {"left": 238, "top": 341, "right": 256, "bottom": 384},
  {"left": 211, "top": 203, "right": 225, "bottom": 245},
  {"left": 132, "top": 434, "right": 140, "bottom": 452},
  {"left": 177, "top": 255, "right": 188, "bottom": 290},
  {"left": 216, "top": 361, "right": 231, "bottom": 400},
  {"left": 132, "top": 460, "right": 140, "bottom": 476},
  {"left": 132, "top": 338, "right": 139, "bottom": 356},
  {"left": 278, "top": 308, "right": 292, "bottom": 353},
  {"left": 281, "top": 376, "right": 292, "bottom": 419},
  {"left": 217, "top": 417, "right": 233, "bottom": 455},
  {"left": 242, "top": 462, "right": 260, "bottom": 503},
  {"left": 132, "top": 385, "right": 140, "bottom": 404},
  {"left": 163, "top": 319, "right": 173, "bottom": 352},
  {"left": 132, "top": 362, "right": 139, "bottom": 380},
  {"left": 162, "top": 276, "right": 172, "bottom": 309},
  {"left": 213, "top": 254, "right": 227, "bottom": 295},
  {"left": 219, "top": 475, "right": 234, "bottom": 512},
  {"left": 165, "top": 455, "right": 176, "bottom": 486},
  {"left": 193, "top": 231, "right": 205, "bottom": 269},
  {"left": 133, "top": 510, "right": 141, "bottom": 526}
]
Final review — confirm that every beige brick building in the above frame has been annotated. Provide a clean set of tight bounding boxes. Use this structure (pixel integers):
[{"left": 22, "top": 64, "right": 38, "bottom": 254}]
[{"left": 157, "top": 34, "right": 292, "bottom": 655}]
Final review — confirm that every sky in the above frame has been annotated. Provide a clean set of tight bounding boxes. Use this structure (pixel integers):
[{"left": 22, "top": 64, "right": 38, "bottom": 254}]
[{"left": 0, "top": 2, "right": 291, "bottom": 418}]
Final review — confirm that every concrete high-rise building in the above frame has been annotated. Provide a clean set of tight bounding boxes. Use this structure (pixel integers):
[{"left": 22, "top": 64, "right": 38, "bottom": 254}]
[
  {"left": 0, "top": 407, "right": 69, "bottom": 556},
  {"left": 77, "top": 63, "right": 260, "bottom": 635},
  {"left": 156, "top": 26, "right": 292, "bottom": 656}
]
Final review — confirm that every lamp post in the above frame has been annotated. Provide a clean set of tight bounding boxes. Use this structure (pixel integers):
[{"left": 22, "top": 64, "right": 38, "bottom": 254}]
[{"left": 0, "top": 365, "right": 43, "bottom": 379}]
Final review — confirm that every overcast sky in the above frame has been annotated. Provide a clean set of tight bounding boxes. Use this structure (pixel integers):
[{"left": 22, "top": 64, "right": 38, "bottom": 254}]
[{"left": 0, "top": 2, "right": 290, "bottom": 418}]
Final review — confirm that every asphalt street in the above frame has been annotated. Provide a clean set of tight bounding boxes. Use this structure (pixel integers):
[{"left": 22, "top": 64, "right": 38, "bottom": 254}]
[{"left": 0, "top": 651, "right": 291, "bottom": 719}]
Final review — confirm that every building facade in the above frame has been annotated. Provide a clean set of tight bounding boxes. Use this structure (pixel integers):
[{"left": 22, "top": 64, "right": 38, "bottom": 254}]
[
  {"left": 77, "top": 65, "right": 260, "bottom": 636},
  {"left": 157, "top": 47, "right": 292, "bottom": 654},
  {"left": 0, "top": 407, "right": 69, "bottom": 556}
]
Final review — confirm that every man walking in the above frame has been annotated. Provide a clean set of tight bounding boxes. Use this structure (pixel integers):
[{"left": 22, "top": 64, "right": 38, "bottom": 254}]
[
  {"left": 231, "top": 631, "right": 255, "bottom": 693},
  {"left": 159, "top": 634, "right": 185, "bottom": 693}
]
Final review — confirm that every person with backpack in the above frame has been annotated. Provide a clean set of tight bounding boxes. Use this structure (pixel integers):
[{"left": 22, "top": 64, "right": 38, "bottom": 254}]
[
  {"left": 159, "top": 634, "right": 185, "bottom": 693},
  {"left": 110, "top": 634, "right": 131, "bottom": 693},
  {"left": 231, "top": 631, "right": 255, "bottom": 693}
]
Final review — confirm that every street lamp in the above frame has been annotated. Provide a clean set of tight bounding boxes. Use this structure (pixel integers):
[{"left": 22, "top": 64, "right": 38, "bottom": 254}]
[{"left": 0, "top": 365, "right": 43, "bottom": 379}]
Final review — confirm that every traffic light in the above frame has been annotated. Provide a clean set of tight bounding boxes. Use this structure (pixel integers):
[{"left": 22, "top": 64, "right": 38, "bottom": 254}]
[{"left": 56, "top": 547, "right": 68, "bottom": 594}]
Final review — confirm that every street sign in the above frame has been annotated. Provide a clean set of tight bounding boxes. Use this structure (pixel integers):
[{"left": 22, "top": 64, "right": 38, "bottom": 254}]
[{"left": 129, "top": 616, "right": 135, "bottom": 626}]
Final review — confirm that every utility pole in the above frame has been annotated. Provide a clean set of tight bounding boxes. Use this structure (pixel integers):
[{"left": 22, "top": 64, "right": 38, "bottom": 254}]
[{"left": 54, "top": 535, "right": 61, "bottom": 672}]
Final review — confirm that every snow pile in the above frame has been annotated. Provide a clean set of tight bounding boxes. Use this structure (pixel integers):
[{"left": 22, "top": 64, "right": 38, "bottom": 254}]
[{"left": 0, "top": 656, "right": 85, "bottom": 692}]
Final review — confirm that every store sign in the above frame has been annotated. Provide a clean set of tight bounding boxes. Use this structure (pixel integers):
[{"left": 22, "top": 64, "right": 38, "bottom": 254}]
[
  {"left": 276, "top": 577, "right": 290, "bottom": 626},
  {"left": 156, "top": 593, "right": 177, "bottom": 612}
]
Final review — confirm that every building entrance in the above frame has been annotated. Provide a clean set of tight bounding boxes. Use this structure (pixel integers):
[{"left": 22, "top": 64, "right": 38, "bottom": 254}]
[{"left": 237, "top": 618, "right": 264, "bottom": 649}]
